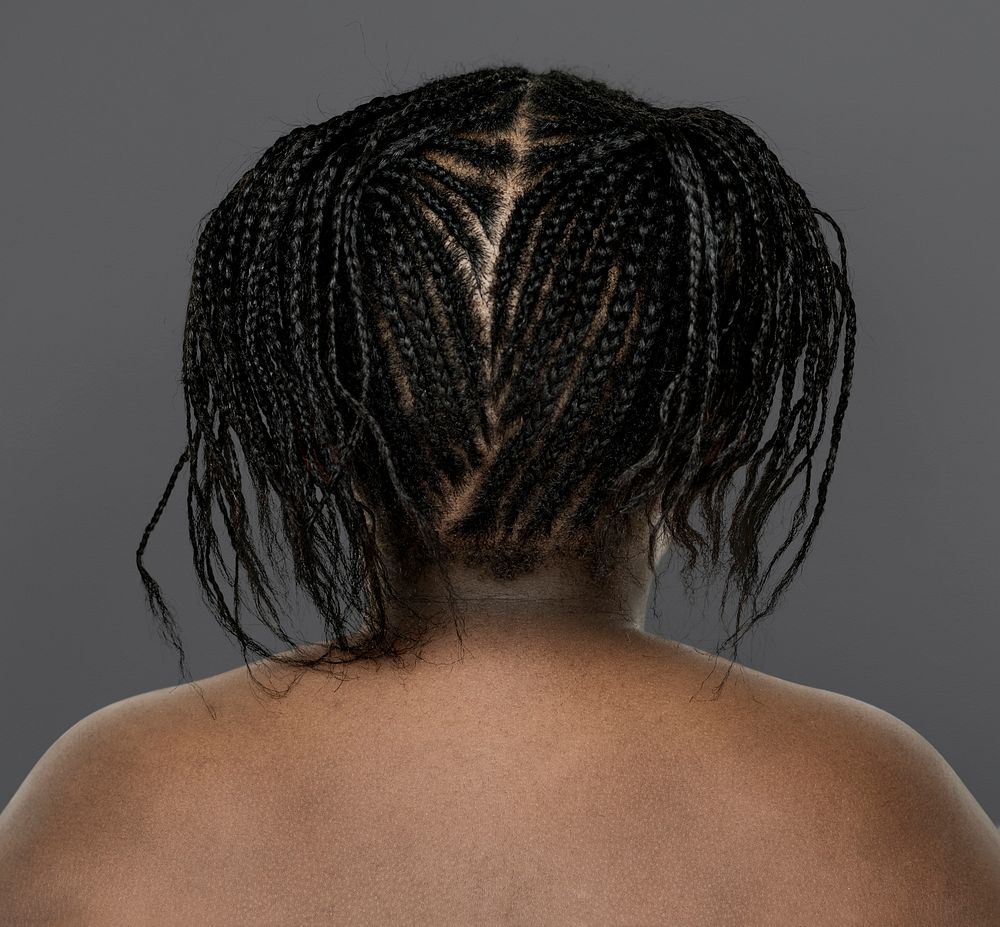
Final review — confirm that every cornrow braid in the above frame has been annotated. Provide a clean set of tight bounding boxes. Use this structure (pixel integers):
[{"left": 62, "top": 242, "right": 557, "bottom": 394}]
[
  {"left": 458, "top": 154, "right": 638, "bottom": 538},
  {"left": 499, "top": 152, "right": 661, "bottom": 540},
  {"left": 136, "top": 64, "right": 857, "bottom": 696}
]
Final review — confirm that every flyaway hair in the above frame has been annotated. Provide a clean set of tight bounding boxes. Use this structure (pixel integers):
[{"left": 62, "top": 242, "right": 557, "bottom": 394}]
[{"left": 136, "top": 65, "right": 856, "bottom": 694}]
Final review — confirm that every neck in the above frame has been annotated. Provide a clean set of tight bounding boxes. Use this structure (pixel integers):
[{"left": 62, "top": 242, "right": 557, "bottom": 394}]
[{"left": 372, "top": 547, "right": 657, "bottom": 655}]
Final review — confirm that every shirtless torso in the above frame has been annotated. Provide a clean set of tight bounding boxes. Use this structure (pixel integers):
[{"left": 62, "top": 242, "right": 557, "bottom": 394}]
[{"left": 4, "top": 629, "right": 1000, "bottom": 925}]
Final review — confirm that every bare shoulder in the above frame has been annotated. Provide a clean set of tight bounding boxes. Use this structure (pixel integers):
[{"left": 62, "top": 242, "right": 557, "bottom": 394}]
[
  {"left": 0, "top": 676, "right": 249, "bottom": 923},
  {"left": 701, "top": 658, "right": 1000, "bottom": 925},
  {"left": 0, "top": 650, "right": 352, "bottom": 923},
  {"left": 4, "top": 646, "right": 999, "bottom": 925}
]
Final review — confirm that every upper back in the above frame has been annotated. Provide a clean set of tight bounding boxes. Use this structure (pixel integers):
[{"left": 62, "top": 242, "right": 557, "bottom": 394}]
[{"left": 4, "top": 636, "right": 1000, "bottom": 925}]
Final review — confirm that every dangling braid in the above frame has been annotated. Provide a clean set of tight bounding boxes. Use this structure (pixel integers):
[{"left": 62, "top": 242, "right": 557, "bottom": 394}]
[{"left": 136, "top": 65, "right": 857, "bottom": 696}]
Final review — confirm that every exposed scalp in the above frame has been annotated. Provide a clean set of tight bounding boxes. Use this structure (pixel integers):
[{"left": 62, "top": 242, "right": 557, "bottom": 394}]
[{"left": 135, "top": 65, "right": 857, "bottom": 698}]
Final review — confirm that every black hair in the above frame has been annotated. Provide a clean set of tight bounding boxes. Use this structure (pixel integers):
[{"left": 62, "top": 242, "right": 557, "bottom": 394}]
[{"left": 136, "top": 64, "right": 856, "bottom": 696}]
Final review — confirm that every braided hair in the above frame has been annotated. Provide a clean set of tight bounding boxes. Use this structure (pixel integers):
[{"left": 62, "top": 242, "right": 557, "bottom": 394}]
[{"left": 136, "top": 65, "right": 856, "bottom": 694}]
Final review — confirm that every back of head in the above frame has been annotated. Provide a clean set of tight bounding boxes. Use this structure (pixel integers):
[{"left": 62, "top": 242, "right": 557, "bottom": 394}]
[{"left": 136, "top": 65, "right": 856, "bottom": 686}]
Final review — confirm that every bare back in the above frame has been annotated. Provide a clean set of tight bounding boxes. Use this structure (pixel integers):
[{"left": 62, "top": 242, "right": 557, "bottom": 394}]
[{"left": 9, "top": 632, "right": 1000, "bottom": 925}]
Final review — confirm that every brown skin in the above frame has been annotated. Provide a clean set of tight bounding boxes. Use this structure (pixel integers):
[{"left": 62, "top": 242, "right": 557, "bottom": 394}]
[
  {"left": 360, "top": 505, "right": 671, "bottom": 658},
  {"left": 2, "top": 523, "right": 1000, "bottom": 924}
]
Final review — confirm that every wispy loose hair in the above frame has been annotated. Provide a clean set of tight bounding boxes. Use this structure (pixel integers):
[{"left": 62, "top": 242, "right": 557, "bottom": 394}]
[{"left": 136, "top": 64, "right": 856, "bottom": 695}]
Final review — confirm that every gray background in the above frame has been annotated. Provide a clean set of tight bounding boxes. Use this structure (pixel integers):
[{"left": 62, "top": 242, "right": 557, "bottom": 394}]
[{"left": 2, "top": 1, "right": 998, "bottom": 823}]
